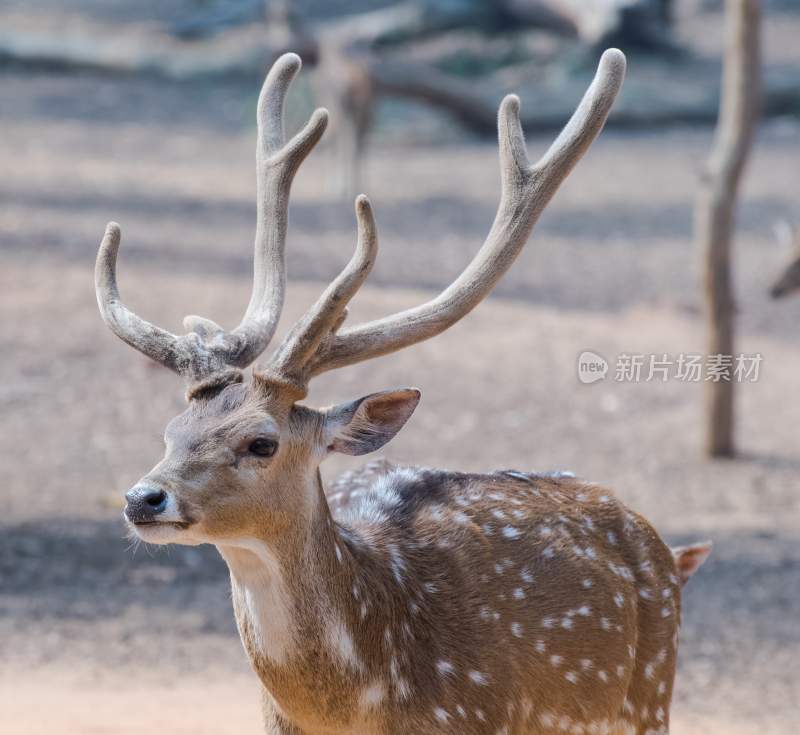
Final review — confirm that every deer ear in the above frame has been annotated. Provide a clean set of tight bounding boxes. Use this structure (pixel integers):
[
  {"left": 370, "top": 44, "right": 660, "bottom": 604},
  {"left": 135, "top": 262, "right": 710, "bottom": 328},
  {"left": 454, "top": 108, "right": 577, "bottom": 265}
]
[
  {"left": 671, "top": 541, "right": 712, "bottom": 586},
  {"left": 324, "top": 389, "right": 421, "bottom": 456}
]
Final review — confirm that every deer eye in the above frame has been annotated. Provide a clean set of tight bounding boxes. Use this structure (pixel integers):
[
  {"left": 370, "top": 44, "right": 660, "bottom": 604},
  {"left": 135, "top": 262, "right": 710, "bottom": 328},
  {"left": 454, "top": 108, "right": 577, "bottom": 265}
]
[{"left": 248, "top": 438, "right": 278, "bottom": 457}]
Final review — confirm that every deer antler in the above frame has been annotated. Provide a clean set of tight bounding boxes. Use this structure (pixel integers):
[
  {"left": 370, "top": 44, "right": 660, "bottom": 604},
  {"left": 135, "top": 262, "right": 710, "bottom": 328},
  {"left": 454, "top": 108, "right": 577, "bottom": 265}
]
[
  {"left": 95, "top": 53, "right": 328, "bottom": 383},
  {"left": 269, "top": 49, "right": 625, "bottom": 383}
]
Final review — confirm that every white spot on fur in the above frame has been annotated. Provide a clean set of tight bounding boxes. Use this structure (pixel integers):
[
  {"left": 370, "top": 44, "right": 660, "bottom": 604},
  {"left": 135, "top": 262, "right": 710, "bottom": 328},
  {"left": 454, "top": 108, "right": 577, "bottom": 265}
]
[
  {"left": 359, "top": 680, "right": 386, "bottom": 709},
  {"left": 511, "top": 622, "right": 523, "bottom": 637},
  {"left": 326, "top": 616, "right": 363, "bottom": 671},
  {"left": 388, "top": 543, "right": 406, "bottom": 585},
  {"left": 520, "top": 568, "right": 534, "bottom": 584},
  {"left": 436, "top": 660, "right": 455, "bottom": 677},
  {"left": 502, "top": 526, "right": 521, "bottom": 539},
  {"left": 469, "top": 670, "right": 489, "bottom": 685},
  {"left": 434, "top": 707, "right": 450, "bottom": 723}
]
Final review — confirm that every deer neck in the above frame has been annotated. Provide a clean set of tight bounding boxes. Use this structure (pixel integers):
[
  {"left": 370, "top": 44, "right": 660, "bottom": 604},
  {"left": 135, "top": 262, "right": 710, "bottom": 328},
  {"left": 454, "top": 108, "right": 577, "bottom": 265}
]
[{"left": 217, "top": 470, "right": 379, "bottom": 731}]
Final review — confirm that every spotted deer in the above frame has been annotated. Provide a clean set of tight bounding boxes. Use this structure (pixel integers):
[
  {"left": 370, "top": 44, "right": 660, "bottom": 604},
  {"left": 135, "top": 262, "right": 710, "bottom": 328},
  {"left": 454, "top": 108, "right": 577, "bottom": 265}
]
[{"left": 96, "top": 50, "right": 712, "bottom": 735}]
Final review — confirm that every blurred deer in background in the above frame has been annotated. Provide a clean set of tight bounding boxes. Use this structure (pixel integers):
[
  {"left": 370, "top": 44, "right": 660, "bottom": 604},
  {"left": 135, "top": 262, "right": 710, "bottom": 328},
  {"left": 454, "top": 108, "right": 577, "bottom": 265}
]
[
  {"left": 95, "top": 50, "right": 711, "bottom": 735},
  {"left": 770, "top": 221, "right": 800, "bottom": 299}
]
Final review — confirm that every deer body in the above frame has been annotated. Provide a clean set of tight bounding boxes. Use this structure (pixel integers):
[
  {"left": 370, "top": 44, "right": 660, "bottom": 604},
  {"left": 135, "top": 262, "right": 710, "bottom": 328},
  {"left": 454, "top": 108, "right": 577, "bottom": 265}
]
[
  {"left": 220, "top": 460, "right": 683, "bottom": 735},
  {"left": 93, "top": 50, "right": 711, "bottom": 735}
]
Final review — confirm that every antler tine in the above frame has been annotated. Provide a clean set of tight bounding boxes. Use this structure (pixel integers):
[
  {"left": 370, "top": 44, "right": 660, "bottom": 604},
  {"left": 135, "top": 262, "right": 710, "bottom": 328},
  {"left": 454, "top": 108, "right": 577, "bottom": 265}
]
[
  {"left": 95, "top": 53, "right": 328, "bottom": 384},
  {"left": 96, "top": 222, "right": 189, "bottom": 373},
  {"left": 305, "top": 49, "right": 626, "bottom": 377},
  {"left": 228, "top": 53, "right": 329, "bottom": 368},
  {"left": 535, "top": 49, "right": 626, "bottom": 183},
  {"left": 268, "top": 195, "right": 379, "bottom": 381}
]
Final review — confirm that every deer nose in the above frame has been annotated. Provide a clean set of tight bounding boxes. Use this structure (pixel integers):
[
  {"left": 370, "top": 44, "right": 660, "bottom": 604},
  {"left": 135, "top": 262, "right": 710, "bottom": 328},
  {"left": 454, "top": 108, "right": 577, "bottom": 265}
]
[{"left": 125, "top": 485, "right": 168, "bottom": 522}]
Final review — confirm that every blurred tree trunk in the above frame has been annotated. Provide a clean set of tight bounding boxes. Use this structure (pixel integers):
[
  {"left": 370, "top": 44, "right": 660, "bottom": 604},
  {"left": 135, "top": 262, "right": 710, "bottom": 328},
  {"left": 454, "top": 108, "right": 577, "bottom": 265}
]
[
  {"left": 319, "top": 0, "right": 677, "bottom": 196},
  {"left": 695, "top": 0, "right": 761, "bottom": 458}
]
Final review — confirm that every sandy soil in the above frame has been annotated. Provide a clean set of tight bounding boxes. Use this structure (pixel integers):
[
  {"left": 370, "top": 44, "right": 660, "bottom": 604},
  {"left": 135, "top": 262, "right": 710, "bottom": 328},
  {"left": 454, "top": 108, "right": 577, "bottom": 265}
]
[
  {"left": 2, "top": 7, "right": 800, "bottom": 734},
  {"left": 0, "top": 671, "right": 770, "bottom": 735}
]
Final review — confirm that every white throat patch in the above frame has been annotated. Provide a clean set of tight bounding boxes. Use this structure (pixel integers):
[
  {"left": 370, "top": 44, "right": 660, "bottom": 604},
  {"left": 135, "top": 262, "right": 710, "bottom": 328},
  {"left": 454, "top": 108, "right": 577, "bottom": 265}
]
[{"left": 219, "top": 539, "right": 295, "bottom": 665}]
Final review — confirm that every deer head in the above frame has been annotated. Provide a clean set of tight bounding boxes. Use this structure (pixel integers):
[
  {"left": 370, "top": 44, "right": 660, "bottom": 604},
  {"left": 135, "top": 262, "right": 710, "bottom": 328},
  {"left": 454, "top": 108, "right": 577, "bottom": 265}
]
[{"left": 96, "top": 50, "right": 626, "bottom": 549}]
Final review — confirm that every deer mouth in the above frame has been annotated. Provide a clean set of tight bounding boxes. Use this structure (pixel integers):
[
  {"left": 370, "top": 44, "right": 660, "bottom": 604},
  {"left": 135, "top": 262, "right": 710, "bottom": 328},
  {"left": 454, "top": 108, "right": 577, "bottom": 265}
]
[
  {"left": 126, "top": 516, "right": 199, "bottom": 546},
  {"left": 131, "top": 520, "right": 192, "bottom": 530}
]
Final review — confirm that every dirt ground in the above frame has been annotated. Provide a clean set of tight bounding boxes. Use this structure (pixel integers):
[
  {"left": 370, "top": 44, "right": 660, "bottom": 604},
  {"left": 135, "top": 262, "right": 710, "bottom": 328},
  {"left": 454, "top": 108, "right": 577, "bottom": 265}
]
[{"left": 2, "top": 6, "right": 800, "bottom": 734}]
